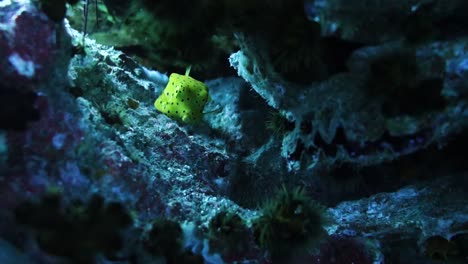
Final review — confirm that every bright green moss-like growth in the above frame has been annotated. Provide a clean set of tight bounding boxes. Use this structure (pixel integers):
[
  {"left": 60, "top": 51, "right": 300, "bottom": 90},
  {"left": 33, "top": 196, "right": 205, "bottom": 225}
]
[
  {"left": 265, "top": 110, "right": 295, "bottom": 137},
  {"left": 253, "top": 186, "right": 327, "bottom": 261}
]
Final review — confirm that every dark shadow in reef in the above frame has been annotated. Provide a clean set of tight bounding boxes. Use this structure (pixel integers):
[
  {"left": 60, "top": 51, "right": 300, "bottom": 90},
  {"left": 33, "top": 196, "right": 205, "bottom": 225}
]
[
  {"left": 322, "top": 129, "right": 468, "bottom": 206},
  {"left": 227, "top": 158, "right": 286, "bottom": 209},
  {"left": 0, "top": 84, "right": 40, "bottom": 130},
  {"left": 115, "top": 44, "right": 238, "bottom": 80},
  {"left": 402, "top": 0, "right": 468, "bottom": 43}
]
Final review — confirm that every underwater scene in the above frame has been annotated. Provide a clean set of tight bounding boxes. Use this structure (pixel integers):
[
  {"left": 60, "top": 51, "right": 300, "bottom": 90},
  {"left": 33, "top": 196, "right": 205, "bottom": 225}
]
[{"left": 1, "top": 0, "right": 468, "bottom": 263}]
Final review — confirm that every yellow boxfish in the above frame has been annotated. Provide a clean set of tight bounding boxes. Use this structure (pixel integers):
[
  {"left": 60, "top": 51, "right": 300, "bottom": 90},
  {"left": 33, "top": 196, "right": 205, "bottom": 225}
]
[{"left": 154, "top": 68, "right": 209, "bottom": 124}]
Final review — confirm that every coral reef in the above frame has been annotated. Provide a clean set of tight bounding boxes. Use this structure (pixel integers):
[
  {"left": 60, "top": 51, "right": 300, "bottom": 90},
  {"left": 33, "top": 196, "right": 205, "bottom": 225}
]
[
  {"left": 206, "top": 210, "right": 251, "bottom": 259},
  {"left": 1, "top": 0, "right": 468, "bottom": 263},
  {"left": 143, "top": 218, "right": 205, "bottom": 264},
  {"left": 253, "top": 186, "right": 327, "bottom": 261}
]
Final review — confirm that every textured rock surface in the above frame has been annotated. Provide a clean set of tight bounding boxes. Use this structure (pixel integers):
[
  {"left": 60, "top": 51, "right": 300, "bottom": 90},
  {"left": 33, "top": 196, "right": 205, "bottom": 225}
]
[
  {"left": 0, "top": 0, "right": 71, "bottom": 130},
  {"left": 1, "top": 0, "right": 468, "bottom": 263},
  {"left": 230, "top": 22, "right": 468, "bottom": 171}
]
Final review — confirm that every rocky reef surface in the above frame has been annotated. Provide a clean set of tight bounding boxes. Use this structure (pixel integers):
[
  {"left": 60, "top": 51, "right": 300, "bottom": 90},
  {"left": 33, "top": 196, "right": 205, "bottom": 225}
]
[{"left": 1, "top": 0, "right": 467, "bottom": 263}]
